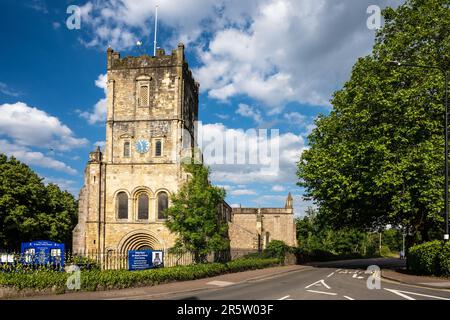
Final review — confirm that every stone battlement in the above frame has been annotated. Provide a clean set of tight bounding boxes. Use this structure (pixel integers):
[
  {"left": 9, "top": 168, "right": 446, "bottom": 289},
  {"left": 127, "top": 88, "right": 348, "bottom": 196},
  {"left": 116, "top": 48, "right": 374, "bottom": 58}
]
[
  {"left": 106, "top": 43, "right": 199, "bottom": 91},
  {"left": 107, "top": 43, "right": 185, "bottom": 70},
  {"left": 232, "top": 208, "right": 293, "bottom": 215}
]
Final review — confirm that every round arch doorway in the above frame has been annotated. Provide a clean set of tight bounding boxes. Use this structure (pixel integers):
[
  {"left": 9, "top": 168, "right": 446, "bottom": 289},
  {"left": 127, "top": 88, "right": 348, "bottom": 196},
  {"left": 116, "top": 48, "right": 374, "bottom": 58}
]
[
  {"left": 138, "top": 245, "right": 153, "bottom": 250},
  {"left": 117, "top": 230, "right": 163, "bottom": 254}
]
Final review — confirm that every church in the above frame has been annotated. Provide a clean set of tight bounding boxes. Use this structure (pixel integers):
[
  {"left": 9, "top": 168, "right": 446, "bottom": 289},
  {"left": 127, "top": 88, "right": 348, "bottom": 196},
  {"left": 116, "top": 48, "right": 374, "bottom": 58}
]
[{"left": 72, "top": 44, "right": 296, "bottom": 256}]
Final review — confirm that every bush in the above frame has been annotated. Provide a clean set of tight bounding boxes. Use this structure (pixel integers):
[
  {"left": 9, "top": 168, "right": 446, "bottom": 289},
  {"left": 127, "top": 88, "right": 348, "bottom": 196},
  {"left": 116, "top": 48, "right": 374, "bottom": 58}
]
[
  {"left": 0, "top": 258, "right": 280, "bottom": 292},
  {"left": 227, "top": 258, "right": 280, "bottom": 272},
  {"left": 407, "top": 240, "right": 443, "bottom": 275},
  {"left": 380, "top": 245, "right": 392, "bottom": 257},
  {"left": 438, "top": 241, "right": 450, "bottom": 276},
  {"left": 265, "top": 240, "right": 289, "bottom": 260},
  {"left": 239, "top": 241, "right": 292, "bottom": 262},
  {"left": 66, "top": 255, "right": 100, "bottom": 271}
]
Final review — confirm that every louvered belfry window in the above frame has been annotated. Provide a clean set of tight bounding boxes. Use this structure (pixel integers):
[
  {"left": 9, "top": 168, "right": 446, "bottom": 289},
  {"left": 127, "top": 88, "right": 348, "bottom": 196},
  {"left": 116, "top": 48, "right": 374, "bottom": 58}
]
[
  {"left": 155, "top": 139, "right": 162, "bottom": 156},
  {"left": 140, "top": 85, "right": 149, "bottom": 106}
]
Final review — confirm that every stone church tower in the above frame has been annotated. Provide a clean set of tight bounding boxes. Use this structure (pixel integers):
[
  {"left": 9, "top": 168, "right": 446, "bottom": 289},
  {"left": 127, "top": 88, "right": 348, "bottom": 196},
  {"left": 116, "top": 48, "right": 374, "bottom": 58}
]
[{"left": 73, "top": 44, "right": 199, "bottom": 253}]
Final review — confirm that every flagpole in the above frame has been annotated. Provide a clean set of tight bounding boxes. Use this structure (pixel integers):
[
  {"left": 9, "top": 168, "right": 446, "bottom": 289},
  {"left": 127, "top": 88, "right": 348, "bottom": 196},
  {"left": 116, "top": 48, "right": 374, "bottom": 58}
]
[{"left": 153, "top": 5, "right": 158, "bottom": 56}]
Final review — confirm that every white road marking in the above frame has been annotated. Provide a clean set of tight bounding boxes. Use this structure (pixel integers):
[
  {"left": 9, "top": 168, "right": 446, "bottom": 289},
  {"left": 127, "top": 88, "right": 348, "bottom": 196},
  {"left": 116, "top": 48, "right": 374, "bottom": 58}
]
[
  {"left": 327, "top": 272, "right": 335, "bottom": 278},
  {"left": 384, "top": 288, "right": 450, "bottom": 301},
  {"left": 344, "top": 295, "right": 355, "bottom": 300},
  {"left": 278, "top": 295, "right": 290, "bottom": 300},
  {"left": 206, "top": 281, "right": 234, "bottom": 287},
  {"left": 352, "top": 274, "right": 364, "bottom": 279},
  {"left": 306, "top": 290, "right": 338, "bottom": 296},
  {"left": 305, "top": 279, "right": 331, "bottom": 289}
]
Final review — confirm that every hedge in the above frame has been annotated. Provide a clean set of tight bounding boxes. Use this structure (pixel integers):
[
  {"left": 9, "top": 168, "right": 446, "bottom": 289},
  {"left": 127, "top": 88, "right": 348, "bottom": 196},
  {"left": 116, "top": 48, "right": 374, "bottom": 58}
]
[
  {"left": 0, "top": 258, "right": 280, "bottom": 292},
  {"left": 407, "top": 240, "right": 450, "bottom": 276}
]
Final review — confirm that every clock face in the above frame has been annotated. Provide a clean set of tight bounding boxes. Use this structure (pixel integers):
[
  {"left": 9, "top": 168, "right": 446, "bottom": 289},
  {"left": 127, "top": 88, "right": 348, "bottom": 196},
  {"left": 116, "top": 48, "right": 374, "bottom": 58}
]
[{"left": 135, "top": 139, "right": 149, "bottom": 154}]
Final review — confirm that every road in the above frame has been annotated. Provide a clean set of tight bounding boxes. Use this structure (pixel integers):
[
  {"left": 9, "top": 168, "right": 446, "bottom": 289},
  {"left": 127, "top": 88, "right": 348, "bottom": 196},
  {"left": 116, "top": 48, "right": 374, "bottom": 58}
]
[
  {"left": 25, "top": 258, "right": 450, "bottom": 300},
  {"left": 120, "top": 258, "right": 450, "bottom": 300}
]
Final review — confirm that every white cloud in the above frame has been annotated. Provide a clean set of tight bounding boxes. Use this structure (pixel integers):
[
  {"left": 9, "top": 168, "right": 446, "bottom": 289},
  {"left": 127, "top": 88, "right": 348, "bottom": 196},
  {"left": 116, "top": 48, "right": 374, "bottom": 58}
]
[
  {"left": 216, "top": 184, "right": 232, "bottom": 191},
  {"left": 0, "top": 139, "right": 77, "bottom": 175},
  {"left": 78, "top": 74, "right": 107, "bottom": 124},
  {"left": 200, "top": 123, "right": 306, "bottom": 185},
  {"left": 271, "top": 185, "right": 285, "bottom": 192},
  {"left": 0, "top": 82, "right": 21, "bottom": 97},
  {"left": 284, "top": 112, "right": 306, "bottom": 126},
  {"left": 293, "top": 196, "right": 317, "bottom": 217},
  {"left": 215, "top": 113, "right": 230, "bottom": 120},
  {"left": 0, "top": 102, "right": 88, "bottom": 151},
  {"left": 94, "top": 140, "right": 106, "bottom": 148},
  {"left": 94, "top": 141, "right": 106, "bottom": 152},
  {"left": 78, "top": 0, "right": 259, "bottom": 50},
  {"left": 26, "top": 0, "right": 48, "bottom": 14},
  {"left": 52, "top": 22, "right": 61, "bottom": 30},
  {"left": 43, "top": 176, "right": 79, "bottom": 195},
  {"left": 229, "top": 189, "right": 257, "bottom": 196},
  {"left": 236, "top": 103, "right": 263, "bottom": 124},
  {"left": 76, "top": 0, "right": 403, "bottom": 109},
  {"left": 195, "top": 0, "right": 403, "bottom": 109}
]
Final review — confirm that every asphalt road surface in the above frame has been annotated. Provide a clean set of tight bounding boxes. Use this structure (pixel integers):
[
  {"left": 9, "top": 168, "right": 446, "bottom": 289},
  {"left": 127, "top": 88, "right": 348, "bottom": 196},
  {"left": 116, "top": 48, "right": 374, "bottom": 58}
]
[{"left": 135, "top": 258, "right": 450, "bottom": 300}]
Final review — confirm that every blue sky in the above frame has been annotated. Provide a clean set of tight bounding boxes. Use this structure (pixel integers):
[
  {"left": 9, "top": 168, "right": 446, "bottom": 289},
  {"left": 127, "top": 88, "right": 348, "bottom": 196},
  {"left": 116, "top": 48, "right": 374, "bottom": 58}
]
[{"left": 0, "top": 0, "right": 403, "bottom": 216}]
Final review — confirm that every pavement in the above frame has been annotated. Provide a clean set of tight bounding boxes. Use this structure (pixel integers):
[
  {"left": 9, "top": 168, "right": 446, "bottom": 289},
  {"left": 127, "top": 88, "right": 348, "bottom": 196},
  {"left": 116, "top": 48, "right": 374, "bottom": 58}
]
[
  {"left": 382, "top": 269, "right": 450, "bottom": 289},
  {"left": 22, "top": 264, "right": 305, "bottom": 300},
  {"left": 20, "top": 258, "right": 450, "bottom": 300}
]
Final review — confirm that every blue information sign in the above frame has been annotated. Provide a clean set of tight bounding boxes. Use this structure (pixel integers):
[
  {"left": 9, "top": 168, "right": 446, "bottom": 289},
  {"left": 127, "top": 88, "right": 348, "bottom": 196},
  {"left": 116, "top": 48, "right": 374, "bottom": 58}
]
[
  {"left": 20, "top": 240, "right": 65, "bottom": 267},
  {"left": 128, "top": 250, "right": 164, "bottom": 271}
]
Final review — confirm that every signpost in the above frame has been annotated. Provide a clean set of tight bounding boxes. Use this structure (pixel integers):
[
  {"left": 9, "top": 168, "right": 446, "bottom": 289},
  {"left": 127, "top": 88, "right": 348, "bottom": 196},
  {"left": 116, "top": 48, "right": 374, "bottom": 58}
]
[{"left": 128, "top": 250, "right": 164, "bottom": 271}]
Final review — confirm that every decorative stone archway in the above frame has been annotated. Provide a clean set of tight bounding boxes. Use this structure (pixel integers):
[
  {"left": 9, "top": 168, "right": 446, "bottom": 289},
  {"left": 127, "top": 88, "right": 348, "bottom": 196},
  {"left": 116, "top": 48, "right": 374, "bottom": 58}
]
[{"left": 117, "top": 230, "right": 163, "bottom": 254}]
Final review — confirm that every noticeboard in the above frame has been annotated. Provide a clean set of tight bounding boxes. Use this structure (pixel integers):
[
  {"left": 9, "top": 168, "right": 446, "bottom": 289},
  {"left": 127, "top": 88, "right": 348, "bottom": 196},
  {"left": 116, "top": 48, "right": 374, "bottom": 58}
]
[
  {"left": 128, "top": 250, "right": 164, "bottom": 271},
  {"left": 20, "top": 240, "right": 65, "bottom": 267}
]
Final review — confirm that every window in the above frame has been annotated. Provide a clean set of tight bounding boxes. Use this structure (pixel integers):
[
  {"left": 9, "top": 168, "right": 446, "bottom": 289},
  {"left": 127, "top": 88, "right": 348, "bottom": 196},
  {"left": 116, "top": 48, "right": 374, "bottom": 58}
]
[
  {"left": 157, "top": 192, "right": 168, "bottom": 219},
  {"left": 123, "top": 141, "right": 130, "bottom": 157},
  {"left": 137, "top": 193, "right": 149, "bottom": 220},
  {"left": 117, "top": 192, "right": 128, "bottom": 219},
  {"left": 155, "top": 139, "right": 162, "bottom": 157},
  {"left": 140, "top": 85, "right": 149, "bottom": 106}
]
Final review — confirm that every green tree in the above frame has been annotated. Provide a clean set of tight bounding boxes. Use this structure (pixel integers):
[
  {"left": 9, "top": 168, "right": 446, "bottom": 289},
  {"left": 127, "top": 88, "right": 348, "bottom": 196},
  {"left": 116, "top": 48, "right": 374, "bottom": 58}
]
[
  {"left": 165, "top": 163, "right": 229, "bottom": 263},
  {"left": 0, "top": 154, "right": 78, "bottom": 250},
  {"left": 298, "top": 0, "right": 449, "bottom": 247}
]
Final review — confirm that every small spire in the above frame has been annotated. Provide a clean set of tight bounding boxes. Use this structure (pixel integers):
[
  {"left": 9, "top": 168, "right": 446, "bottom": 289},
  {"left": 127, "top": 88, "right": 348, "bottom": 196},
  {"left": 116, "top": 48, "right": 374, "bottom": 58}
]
[{"left": 285, "top": 192, "right": 293, "bottom": 209}]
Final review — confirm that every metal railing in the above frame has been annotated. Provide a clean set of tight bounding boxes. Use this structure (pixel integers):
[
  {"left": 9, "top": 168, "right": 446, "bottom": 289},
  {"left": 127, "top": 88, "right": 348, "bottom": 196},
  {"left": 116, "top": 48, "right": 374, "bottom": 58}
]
[{"left": 1, "top": 248, "right": 260, "bottom": 271}]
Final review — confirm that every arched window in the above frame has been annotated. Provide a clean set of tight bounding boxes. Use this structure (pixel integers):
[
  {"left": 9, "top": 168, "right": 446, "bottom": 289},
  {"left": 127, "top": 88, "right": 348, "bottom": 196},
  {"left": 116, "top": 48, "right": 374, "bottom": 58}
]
[
  {"left": 137, "top": 193, "right": 149, "bottom": 220},
  {"left": 123, "top": 141, "right": 130, "bottom": 157},
  {"left": 117, "top": 192, "right": 128, "bottom": 219},
  {"left": 157, "top": 192, "right": 168, "bottom": 220},
  {"left": 140, "top": 85, "right": 149, "bottom": 106},
  {"left": 155, "top": 139, "right": 162, "bottom": 157}
]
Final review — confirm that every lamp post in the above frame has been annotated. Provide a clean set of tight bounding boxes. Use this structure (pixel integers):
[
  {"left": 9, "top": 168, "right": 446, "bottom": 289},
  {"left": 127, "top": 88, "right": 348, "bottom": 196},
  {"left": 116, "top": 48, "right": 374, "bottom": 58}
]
[{"left": 387, "top": 61, "right": 449, "bottom": 241}]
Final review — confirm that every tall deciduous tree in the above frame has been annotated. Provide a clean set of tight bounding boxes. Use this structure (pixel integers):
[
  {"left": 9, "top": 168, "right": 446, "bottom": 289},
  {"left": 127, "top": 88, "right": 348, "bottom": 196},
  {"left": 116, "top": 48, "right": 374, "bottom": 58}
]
[
  {"left": 0, "top": 154, "right": 77, "bottom": 250},
  {"left": 165, "top": 163, "right": 229, "bottom": 263},
  {"left": 298, "top": 0, "right": 449, "bottom": 246}
]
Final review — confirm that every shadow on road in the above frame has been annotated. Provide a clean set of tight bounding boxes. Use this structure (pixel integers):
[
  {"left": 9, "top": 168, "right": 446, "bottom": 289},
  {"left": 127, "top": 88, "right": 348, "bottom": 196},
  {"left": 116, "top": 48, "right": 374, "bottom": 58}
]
[{"left": 303, "top": 257, "right": 406, "bottom": 270}]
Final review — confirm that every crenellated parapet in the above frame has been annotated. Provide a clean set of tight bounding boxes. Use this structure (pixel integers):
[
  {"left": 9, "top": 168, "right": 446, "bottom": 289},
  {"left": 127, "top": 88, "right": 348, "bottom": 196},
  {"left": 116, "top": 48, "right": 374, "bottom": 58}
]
[{"left": 106, "top": 43, "right": 198, "bottom": 91}]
